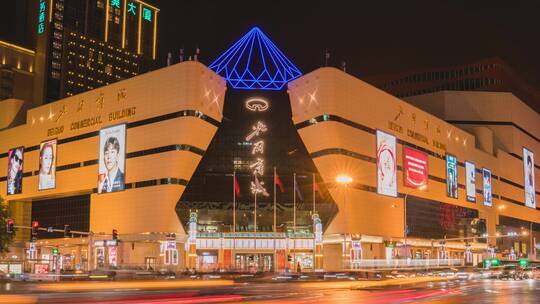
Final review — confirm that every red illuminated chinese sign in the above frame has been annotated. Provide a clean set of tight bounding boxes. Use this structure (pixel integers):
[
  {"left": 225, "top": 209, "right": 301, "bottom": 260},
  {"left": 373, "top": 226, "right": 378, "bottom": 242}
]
[{"left": 404, "top": 147, "right": 428, "bottom": 189}]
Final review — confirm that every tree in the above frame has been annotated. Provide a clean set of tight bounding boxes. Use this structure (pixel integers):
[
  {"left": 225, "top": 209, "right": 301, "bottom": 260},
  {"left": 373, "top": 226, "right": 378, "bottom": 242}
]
[{"left": 0, "top": 196, "right": 14, "bottom": 254}]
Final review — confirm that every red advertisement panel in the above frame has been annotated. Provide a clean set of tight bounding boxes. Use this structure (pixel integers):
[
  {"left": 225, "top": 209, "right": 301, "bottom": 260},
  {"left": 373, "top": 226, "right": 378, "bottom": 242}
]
[{"left": 404, "top": 147, "right": 429, "bottom": 189}]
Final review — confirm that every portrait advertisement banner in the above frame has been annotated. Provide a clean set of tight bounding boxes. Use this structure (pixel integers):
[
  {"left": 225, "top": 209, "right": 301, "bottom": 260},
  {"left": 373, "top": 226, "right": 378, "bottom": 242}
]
[
  {"left": 376, "top": 130, "right": 397, "bottom": 197},
  {"left": 403, "top": 147, "right": 428, "bottom": 189},
  {"left": 38, "top": 139, "right": 57, "bottom": 190},
  {"left": 465, "top": 161, "right": 476, "bottom": 202},
  {"left": 523, "top": 147, "right": 536, "bottom": 209},
  {"left": 482, "top": 168, "right": 492, "bottom": 207},
  {"left": 446, "top": 154, "right": 458, "bottom": 199},
  {"left": 7, "top": 147, "right": 24, "bottom": 195},
  {"left": 98, "top": 124, "right": 126, "bottom": 194}
]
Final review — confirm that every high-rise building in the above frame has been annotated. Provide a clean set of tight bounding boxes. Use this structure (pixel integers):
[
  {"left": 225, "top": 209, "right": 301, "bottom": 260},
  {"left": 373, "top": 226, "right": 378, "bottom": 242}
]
[{"left": 32, "top": 0, "right": 159, "bottom": 104}]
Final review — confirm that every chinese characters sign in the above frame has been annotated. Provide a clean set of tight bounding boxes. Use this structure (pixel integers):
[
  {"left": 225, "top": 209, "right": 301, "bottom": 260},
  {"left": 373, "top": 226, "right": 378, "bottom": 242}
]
[
  {"left": 245, "top": 98, "right": 269, "bottom": 196},
  {"left": 38, "top": 0, "right": 46, "bottom": 34}
]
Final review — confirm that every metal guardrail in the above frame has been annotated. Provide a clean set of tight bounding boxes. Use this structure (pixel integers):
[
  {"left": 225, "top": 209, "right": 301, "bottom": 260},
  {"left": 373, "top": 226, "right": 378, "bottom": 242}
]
[
  {"left": 348, "top": 259, "right": 463, "bottom": 269},
  {"left": 197, "top": 232, "right": 314, "bottom": 239}
]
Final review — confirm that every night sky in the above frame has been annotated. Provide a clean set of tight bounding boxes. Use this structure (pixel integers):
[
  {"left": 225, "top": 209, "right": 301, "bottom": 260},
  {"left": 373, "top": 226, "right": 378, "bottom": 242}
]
[
  {"left": 2, "top": 1, "right": 540, "bottom": 111},
  {"left": 150, "top": 1, "right": 538, "bottom": 106}
]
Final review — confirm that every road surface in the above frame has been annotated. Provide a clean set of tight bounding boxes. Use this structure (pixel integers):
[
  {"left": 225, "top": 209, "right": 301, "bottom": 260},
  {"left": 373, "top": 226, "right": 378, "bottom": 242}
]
[{"left": 0, "top": 277, "right": 538, "bottom": 303}]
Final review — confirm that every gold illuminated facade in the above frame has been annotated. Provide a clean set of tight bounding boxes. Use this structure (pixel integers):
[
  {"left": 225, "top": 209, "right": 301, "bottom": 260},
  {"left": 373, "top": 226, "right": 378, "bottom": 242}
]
[
  {"left": 0, "top": 62, "right": 538, "bottom": 273},
  {"left": 1, "top": 61, "right": 225, "bottom": 271},
  {"left": 288, "top": 67, "right": 539, "bottom": 270}
]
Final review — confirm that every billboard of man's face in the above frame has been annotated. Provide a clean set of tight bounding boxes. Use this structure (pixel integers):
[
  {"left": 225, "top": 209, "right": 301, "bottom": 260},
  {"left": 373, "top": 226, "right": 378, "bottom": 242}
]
[
  {"left": 98, "top": 124, "right": 126, "bottom": 194},
  {"left": 7, "top": 147, "right": 24, "bottom": 195},
  {"left": 446, "top": 154, "right": 458, "bottom": 199}
]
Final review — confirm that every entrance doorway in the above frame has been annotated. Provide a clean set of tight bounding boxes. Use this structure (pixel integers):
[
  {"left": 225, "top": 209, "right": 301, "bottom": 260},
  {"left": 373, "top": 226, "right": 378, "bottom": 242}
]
[{"left": 235, "top": 253, "right": 273, "bottom": 272}]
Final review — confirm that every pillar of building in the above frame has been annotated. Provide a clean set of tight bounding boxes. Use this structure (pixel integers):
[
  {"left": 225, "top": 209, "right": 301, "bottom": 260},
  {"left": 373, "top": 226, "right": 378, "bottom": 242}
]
[
  {"left": 313, "top": 214, "right": 324, "bottom": 271},
  {"left": 186, "top": 212, "right": 198, "bottom": 269}
]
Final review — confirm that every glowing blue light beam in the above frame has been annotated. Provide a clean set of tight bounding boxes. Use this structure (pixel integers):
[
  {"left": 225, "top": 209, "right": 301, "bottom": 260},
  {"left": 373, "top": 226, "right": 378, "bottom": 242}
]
[{"left": 209, "top": 27, "right": 302, "bottom": 90}]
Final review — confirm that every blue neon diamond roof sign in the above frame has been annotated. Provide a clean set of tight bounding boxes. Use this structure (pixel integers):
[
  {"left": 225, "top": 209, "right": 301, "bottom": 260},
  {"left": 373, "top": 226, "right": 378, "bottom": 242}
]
[{"left": 209, "top": 27, "right": 302, "bottom": 90}]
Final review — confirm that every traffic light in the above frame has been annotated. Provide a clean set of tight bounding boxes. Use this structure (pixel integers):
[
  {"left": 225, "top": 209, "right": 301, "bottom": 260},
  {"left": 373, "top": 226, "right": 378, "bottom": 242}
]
[
  {"left": 64, "top": 225, "right": 71, "bottom": 237},
  {"left": 112, "top": 229, "right": 118, "bottom": 240},
  {"left": 6, "top": 219, "right": 14, "bottom": 234},
  {"left": 31, "top": 221, "right": 39, "bottom": 236},
  {"left": 52, "top": 248, "right": 59, "bottom": 256}
]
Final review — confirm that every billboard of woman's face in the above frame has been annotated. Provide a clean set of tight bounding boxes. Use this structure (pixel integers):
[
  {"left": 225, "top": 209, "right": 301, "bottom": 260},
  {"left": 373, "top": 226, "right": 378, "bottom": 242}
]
[
  {"left": 7, "top": 147, "right": 24, "bottom": 195},
  {"left": 98, "top": 124, "right": 126, "bottom": 194},
  {"left": 483, "top": 168, "right": 492, "bottom": 207},
  {"left": 38, "top": 139, "right": 57, "bottom": 190},
  {"left": 523, "top": 148, "right": 536, "bottom": 209},
  {"left": 465, "top": 161, "right": 476, "bottom": 202}
]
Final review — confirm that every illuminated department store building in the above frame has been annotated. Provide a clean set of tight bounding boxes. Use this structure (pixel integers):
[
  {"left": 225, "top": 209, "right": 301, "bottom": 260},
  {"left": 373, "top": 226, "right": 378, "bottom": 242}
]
[{"left": 1, "top": 27, "right": 539, "bottom": 273}]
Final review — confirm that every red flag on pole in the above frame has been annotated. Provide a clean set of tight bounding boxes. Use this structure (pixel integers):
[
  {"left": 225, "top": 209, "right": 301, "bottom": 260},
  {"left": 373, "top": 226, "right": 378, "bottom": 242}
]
[
  {"left": 275, "top": 173, "right": 285, "bottom": 193},
  {"left": 234, "top": 176, "right": 241, "bottom": 197},
  {"left": 313, "top": 180, "right": 323, "bottom": 198}
]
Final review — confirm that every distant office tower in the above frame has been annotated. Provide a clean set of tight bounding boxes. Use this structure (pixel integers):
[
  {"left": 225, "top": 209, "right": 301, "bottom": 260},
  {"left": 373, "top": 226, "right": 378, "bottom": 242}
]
[
  {"left": 365, "top": 57, "right": 540, "bottom": 113},
  {"left": 33, "top": 0, "right": 159, "bottom": 104}
]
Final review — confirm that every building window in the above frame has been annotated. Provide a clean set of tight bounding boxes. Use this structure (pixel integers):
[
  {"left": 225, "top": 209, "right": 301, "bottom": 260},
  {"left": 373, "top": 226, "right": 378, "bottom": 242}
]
[
  {"left": 53, "top": 31, "right": 63, "bottom": 40},
  {"left": 53, "top": 41, "right": 62, "bottom": 50},
  {"left": 52, "top": 61, "right": 61, "bottom": 70}
]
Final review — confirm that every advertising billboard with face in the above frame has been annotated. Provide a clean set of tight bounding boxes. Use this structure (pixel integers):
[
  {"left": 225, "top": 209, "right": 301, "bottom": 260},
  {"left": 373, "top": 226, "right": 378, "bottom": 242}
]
[
  {"left": 376, "top": 130, "right": 397, "bottom": 197},
  {"left": 465, "top": 161, "right": 476, "bottom": 202},
  {"left": 98, "top": 124, "right": 126, "bottom": 194},
  {"left": 523, "top": 147, "right": 536, "bottom": 209},
  {"left": 7, "top": 147, "right": 24, "bottom": 195},
  {"left": 446, "top": 154, "right": 458, "bottom": 199},
  {"left": 482, "top": 168, "right": 492, "bottom": 207},
  {"left": 38, "top": 139, "right": 57, "bottom": 190},
  {"left": 403, "top": 147, "right": 428, "bottom": 189}
]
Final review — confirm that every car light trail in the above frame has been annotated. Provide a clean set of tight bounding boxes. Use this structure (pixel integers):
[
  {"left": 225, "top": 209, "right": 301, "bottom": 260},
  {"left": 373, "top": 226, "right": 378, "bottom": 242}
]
[{"left": 38, "top": 279, "right": 235, "bottom": 292}]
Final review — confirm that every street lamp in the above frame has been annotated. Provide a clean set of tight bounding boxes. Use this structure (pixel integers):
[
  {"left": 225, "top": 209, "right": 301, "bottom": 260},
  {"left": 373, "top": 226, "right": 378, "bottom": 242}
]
[
  {"left": 336, "top": 174, "right": 353, "bottom": 269},
  {"left": 403, "top": 184, "right": 427, "bottom": 259},
  {"left": 336, "top": 175, "right": 353, "bottom": 185}
]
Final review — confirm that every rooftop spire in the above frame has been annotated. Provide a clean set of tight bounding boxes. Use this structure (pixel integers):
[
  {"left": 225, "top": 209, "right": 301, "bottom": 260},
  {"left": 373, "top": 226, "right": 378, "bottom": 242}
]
[{"left": 209, "top": 27, "right": 302, "bottom": 90}]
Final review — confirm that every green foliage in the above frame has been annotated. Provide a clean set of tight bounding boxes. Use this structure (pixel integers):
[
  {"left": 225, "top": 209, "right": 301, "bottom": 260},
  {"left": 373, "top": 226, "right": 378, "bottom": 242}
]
[{"left": 0, "top": 196, "right": 14, "bottom": 254}]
